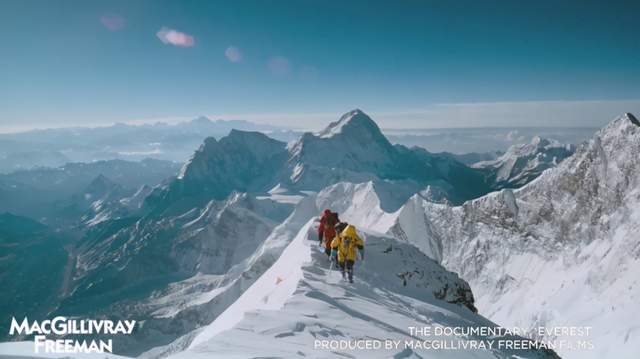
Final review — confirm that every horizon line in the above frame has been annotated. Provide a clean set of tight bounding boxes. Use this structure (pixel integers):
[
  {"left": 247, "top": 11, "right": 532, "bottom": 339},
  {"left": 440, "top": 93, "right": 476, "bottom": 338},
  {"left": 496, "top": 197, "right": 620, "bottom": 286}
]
[{"left": 0, "top": 99, "right": 638, "bottom": 134}]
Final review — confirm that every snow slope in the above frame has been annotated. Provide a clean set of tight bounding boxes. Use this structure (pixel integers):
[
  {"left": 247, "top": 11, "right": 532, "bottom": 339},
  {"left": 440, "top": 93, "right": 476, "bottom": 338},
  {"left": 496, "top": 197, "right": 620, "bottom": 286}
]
[
  {"left": 384, "top": 113, "right": 640, "bottom": 359},
  {"left": 186, "top": 219, "right": 315, "bottom": 348},
  {"left": 165, "top": 213, "right": 556, "bottom": 359},
  {"left": 313, "top": 181, "right": 446, "bottom": 261},
  {"left": 47, "top": 192, "right": 295, "bottom": 355}
]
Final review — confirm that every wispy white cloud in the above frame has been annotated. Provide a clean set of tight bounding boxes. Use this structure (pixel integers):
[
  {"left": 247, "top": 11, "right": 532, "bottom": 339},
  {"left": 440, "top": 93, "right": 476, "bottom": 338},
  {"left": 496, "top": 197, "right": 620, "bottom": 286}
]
[
  {"left": 267, "top": 56, "right": 291, "bottom": 76},
  {"left": 156, "top": 27, "right": 195, "bottom": 47},
  {"left": 100, "top": 14, "right": 125, "bottom": 31},
  {"left": 224, "top": 46, "right": 242, "bottom": 62}
]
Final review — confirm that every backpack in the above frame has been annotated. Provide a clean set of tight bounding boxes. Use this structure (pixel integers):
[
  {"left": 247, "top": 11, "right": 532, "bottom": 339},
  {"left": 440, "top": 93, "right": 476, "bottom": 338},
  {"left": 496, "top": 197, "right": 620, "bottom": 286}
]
[
  {"left": 325, "top": 212, "right": 338, "bottom": 228},
  {"left": 335, "top": 222, "right": 348, "bottom": 234}
]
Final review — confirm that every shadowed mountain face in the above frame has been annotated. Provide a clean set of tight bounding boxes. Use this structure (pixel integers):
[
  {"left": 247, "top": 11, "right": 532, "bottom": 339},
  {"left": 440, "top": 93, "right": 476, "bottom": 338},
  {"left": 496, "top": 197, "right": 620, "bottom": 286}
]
[
  {"left": 0, "top": 158, "right": 180, "bottom": 223},
  {"left": 0, "top": 213, "right": 69, "bottom": 337},
  {"left": 144, "top": 130, "right": 289, "bottom": 213}
]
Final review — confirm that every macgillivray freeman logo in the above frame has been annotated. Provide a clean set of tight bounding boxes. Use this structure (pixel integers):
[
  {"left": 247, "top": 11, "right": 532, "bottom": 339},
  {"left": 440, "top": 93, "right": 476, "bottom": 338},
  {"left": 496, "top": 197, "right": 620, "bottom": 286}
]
[{"left": 9, "top": 317, "right": 136, "bottom": 353}]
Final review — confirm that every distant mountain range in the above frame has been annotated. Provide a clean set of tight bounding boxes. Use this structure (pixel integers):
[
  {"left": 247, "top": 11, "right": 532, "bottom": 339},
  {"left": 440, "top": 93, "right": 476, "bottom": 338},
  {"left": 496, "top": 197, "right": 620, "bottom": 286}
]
[
  {"left": 0, "top": 114, "right": 594, "bottom": 174},
  {"left": 385, "top": 126, "right": 596, "bottom": 154},
  {"left": 0, "top": 158, "right": 181, "bottom": 223},
  {"left": 0, "top": 117, "right": 296, "bottom": 173},
  {"left": 149, "top": 110, "right": 494, "bottom": 212},
  {"left": 473, "top": 136, "right": 576, "bottom": 189}
]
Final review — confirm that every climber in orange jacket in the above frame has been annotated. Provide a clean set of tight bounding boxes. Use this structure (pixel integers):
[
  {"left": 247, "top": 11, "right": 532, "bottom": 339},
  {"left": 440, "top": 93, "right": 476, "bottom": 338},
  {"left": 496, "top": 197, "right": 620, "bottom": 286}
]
[
  {"left": 318, "top": 209, "right": 340, "bottom": 257},
  {"left": 330, "top": 224, "right": 365, "bottom": 283}
]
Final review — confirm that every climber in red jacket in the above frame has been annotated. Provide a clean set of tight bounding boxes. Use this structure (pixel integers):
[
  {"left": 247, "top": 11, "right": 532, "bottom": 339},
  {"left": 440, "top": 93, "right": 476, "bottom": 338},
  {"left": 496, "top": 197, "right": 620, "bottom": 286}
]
[{"left": 318, "top": 209, "right": 340, "bottom": 257}]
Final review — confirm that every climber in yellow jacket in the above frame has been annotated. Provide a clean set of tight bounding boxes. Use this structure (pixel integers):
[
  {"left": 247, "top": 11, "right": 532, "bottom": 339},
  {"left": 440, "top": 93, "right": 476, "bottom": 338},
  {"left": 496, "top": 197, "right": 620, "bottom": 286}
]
[{"left": 330, "top": 224, "right": 364, "bottom": 283}]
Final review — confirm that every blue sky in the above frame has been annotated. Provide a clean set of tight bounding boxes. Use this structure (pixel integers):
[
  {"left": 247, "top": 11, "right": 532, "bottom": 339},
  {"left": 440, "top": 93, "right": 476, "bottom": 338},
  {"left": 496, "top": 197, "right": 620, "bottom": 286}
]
[{"left": 1, "top": 0, "right": 639, "bottom": 130}]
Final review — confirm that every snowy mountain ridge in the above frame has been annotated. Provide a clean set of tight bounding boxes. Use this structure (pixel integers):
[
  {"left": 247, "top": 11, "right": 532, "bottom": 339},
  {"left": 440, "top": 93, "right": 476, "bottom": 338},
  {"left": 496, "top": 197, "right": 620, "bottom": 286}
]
[
  {"left": 381, "top": 112, "right": 640, "bottom": 359},
  {"left": 316, "top": 108, "right": 381, "bottom": 138},
  {"left": 474, "top": 135, "right": 575, "bottom": 189},
  {"left": 161, "top": 220, "right": 557, "bottom": 359},
  {"left": 134, "top": 185, "right": 549, "bottom": 359}
]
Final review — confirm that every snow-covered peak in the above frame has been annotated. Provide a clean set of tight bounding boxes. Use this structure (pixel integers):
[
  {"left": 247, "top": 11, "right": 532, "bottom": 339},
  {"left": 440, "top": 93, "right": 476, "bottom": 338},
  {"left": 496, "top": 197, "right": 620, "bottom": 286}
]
[
  {"left": 152, "top": 130, "right": 289, "bottom": 210},
  {"left": 316, "top": 108, "right": 384, "bottom": 139},
  {"left": 178, "top": 131, "right": 286, "bottom": 182},
  {"left": 623, "top": 111, "right": 639, "bottom": 126},
  {"left": 189, "top": 130, "right": 285, "bottom": 157},
  {"left": 284, "top": 109, "right": 492, "bottom": 203},
  {"left": 286, "top": 110, "right": 397, "bottom": 187},
  {"left": 519, "top": 112, "right": 640, "bottom": 201},
  {"left": 510, "top": 136, "right": 565, "bottom": 157},
  {"left": 593, "top": 111, "right": 640, "bottom": 141},
  {"left": 474, "top": 135, "right": 575, "bottom": 188}
]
